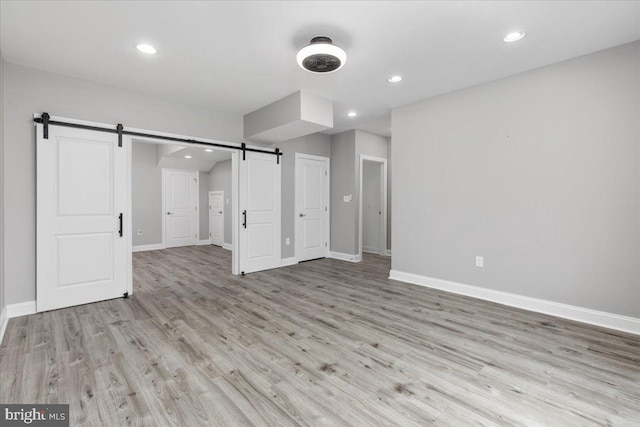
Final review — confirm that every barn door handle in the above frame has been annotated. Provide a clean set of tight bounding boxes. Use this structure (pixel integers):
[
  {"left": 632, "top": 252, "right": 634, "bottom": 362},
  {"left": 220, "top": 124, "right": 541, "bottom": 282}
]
[
  {"left": 242, "top": 210, "right": 247, "bottom": 228},
  {"left": 118, "top": 213, "right": 123, "bottom": 237}
]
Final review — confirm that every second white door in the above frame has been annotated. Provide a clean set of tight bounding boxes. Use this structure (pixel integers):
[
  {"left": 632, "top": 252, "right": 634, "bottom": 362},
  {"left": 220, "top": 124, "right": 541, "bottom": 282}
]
[
  {"left": 295, "top": 154, "right": 330, "bottom": 262},
  {"left": 209, "top": 191, "right": 224, "bottom": 246},
  {"left": 164, "top": 169, "right": 198, "bottom": 248}
]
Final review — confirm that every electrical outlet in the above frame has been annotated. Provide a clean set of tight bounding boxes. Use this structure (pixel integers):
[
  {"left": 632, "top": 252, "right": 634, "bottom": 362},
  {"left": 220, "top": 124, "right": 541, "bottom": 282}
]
[
  {"left": 475, "top": 256, "right": 484, "bottom": 268},
  {"left": 137, "top": 229, "right": 143, "bottom": 236},
  {"left": 343, "top": 194, "right": 352, "bottom": 202},
  {"left": 285, "top": 238, "right": 290, "bottom": 245}
]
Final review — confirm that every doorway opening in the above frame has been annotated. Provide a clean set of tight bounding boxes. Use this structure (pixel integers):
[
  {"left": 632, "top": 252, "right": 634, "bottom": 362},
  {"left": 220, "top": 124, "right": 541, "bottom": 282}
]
[
  {"left": 359, "top": 155, "right": 388, "bottom": 258},
  {"left": 131, "top": 139, "right": 236, "bottom": 276}
]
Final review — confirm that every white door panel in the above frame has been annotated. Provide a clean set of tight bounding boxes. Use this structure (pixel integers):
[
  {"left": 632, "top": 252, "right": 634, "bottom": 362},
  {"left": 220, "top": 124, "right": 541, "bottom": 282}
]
[
  {"left": 37, "top": 124, "right": 127, "bottom": 312},
  {"left": 209, "top": 192, "right": 224, "bottom": 246},
  {"left": 164, "top": 169, "right": 198, "bottom": 248},
  {"left": 239, "top": 153, "right": 281, "bottom": 274},
  {"left": 296, "top": 155, "right": 329, "bottom": 262}
]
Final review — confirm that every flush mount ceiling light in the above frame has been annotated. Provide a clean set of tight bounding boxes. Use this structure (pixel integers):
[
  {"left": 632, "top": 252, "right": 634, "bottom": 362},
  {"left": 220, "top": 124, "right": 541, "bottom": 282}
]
[
  {"left": 136, "top": 43, "right": 157, "bottom": 54},
  {"left": 204, "top": 149, "right": 213, "bottom": 152},
  {"left": 387, "top": 75, "right": 403, "bottom": 83},
  {"left": 503, "top": 31, "right": 526, "bottom": 43},
  {"left": 297, "top": 36, "right": 347, "bottom": 73},
  {"left": 347, "top": 111, "right": 358, "bottom": 117},
  {"left": 184, "top": 155, "right": 192, "bottom": 159}
]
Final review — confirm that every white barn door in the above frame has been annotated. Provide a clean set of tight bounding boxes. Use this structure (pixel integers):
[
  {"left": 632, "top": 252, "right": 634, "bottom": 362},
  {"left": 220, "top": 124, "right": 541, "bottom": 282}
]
[
  {"left": 36, "top": 124, "right": 127, "bottom": 312},
  {"left": 239, "top": 152, "right": 281, "bottom": 274}
]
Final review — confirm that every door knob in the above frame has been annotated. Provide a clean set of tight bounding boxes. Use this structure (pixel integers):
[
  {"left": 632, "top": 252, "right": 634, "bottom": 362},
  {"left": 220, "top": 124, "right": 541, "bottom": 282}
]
[
  {"left": 218, "top": 211, "right": 223, "bottom": 214},
  {"left": 299, "top": 213, "right": 306, "bottom": 217},
  {"left": 166, "top": 212, "right": 172, "bottom": 215}
]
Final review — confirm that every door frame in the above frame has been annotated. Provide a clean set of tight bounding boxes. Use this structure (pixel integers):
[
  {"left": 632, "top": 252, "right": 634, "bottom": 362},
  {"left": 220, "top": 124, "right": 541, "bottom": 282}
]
[
  {"left": 295, "top": 153, "right": 331, "bottom": 262},
  {"left": 208, "top": 190, "right": 224, "bottom": 246},
  {"left": 359, "top": 155, "right": 388, "bottom": 258},
  {"left": 161, "top": 168, "right": 199, "bottom": 248},
  {"left": 126, "top": 136, "right": 241, "bottom": 294}
]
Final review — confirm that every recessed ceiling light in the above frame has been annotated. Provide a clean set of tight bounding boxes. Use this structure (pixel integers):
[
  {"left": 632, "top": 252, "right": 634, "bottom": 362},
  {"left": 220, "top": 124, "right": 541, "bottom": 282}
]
[
  {"left": 387, "top": 75, "right": 403, "bottom": 83},
  {"left": 205, "top": 149, "right": 213, "bottom": 152},
  {"left": 503, "top": 32, "right": 526, "bottom": 43},
  {"left": 297, "top": 36, "right": 347, "bottom": 73},
  {"left": 136, "top": 43, "right": 157, "bottom": 54},
  {"left": 184, "top": 155, "right": 192, "bottom": 159},
  {"left": 347, "top": 111, "right": 358, "bottom": 118}
]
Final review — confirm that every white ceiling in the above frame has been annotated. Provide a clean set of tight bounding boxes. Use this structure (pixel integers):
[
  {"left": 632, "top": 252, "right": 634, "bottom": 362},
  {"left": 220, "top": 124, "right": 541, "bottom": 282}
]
[
  {"left": 2, "top": 1, "right": 639, "bottom": 138},
  {"left": 146, "top": 142, "right": 232, "bottom": 172}
]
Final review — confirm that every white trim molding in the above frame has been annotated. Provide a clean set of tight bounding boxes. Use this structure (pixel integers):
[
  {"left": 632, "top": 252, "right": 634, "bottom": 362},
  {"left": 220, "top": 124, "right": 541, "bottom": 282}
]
[
  {"left": 0, "top": 307, "right": 7, "bottom": 346},
  {"left": 222, "top": 242, "right": 233, "bottom": 251},
  {"left": 281, "top": 257, "right": 298, "bottom": 267},
  {"left": 132, "top": 243, "right": 165, "bottom": 252},
  {"left": 197, "top": 240, "right": 211, "bottom": 246},
  {"left": 7, "top": 301, "right": 37, "bottom": 319},
  {"left": 385, "top": 249, "right": 392, "bottom": 257},
  {"left": 389, "top": 270, "right": 640, "bottom": 336},
  {"left": 329, "top": 251, "right": 362, "bottom": 263}
]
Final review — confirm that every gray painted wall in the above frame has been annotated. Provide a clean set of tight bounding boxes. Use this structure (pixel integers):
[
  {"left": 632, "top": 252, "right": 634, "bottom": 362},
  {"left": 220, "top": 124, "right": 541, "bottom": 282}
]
[
  {"left": 199, "top": 171, "right": 209, "bottom": 240},
  {"left": 132, "top": 143, "right": 163, "bottom": 246},
  {"left": 208, "top": 160, "right": 232, "bottom": 245},
  {"left": 279, "top": 133, "right": 331, "bottom": 259},
  {"left": 2, "top": 62, "right": 243, "bottom": 305},
  {"left": 330, "top": 130, "right": 390, "bottom": 255},
  {"left": 392, "top": 41, "right": 640, "bottom": 318},
  {"left": 330, "top": 131, "right": 357, "bottom": 254}
]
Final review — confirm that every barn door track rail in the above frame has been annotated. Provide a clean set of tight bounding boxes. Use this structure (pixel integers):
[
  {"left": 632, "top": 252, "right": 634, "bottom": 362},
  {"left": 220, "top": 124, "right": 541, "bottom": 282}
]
[{"left": 34, "top": 112, "right": 283, "bottom": 162}]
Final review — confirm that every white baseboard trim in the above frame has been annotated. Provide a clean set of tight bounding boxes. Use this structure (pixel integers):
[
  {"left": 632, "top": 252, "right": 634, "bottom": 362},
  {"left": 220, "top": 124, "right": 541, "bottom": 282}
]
[
  {"left": 385, "top": 249, "right": 392, "bottom": 257},
  {"left": 222, "top": 242, "right": 233, "bottom": 251},
  {"left": 389, "top": 270, "right": 640, "bottom": 336},
  {"left": 0, "top": 307, "right": 7, "bottom": 346},
  {"left": 281, "top": 257, "right": 298, "bottom": 267},
  {"left": 197, "top": 239, "right": 211, "bottom": 246},
  {"left": 7, "top": 300, "right": 37, "bottom": 319},
  {"left": 132, "top": 243, "right": 165, "bottom": 252},
  {"left": 329, "top": 251, "right": 362, "bottom": 263},
  {"left": 362, "top": 246, "right": 379, "bottom": 254}
]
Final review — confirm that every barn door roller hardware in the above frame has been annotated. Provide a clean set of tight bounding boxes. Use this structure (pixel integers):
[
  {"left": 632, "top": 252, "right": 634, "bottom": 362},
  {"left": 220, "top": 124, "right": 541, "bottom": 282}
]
[{"left": 33, "top": 112, "right": 283, "bottom": 159}]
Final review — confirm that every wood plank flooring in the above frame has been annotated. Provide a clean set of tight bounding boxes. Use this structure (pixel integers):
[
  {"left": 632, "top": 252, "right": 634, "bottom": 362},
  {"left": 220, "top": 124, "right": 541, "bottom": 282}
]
[{"left": 1, "top": 245, "right": 639, "bottom": 426}]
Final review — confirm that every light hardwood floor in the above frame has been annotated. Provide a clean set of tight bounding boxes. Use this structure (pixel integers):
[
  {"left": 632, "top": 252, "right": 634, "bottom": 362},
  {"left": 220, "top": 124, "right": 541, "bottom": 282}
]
[{"left": 1, "top": 245, "right": 639, "bottom": 426}]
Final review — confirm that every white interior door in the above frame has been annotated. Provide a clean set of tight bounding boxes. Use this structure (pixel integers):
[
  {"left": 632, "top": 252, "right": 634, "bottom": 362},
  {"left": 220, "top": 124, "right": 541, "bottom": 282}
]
[
  {"left": 209, "top": 191, "right": 224, "bottom": 246},
  {"left": 36, "top": 123, "right": 127, "bottom": 312},
  {"left": 164, "top": 169, "right": 198, "bottom": 248},
  {"left": 296, "top": 154, "right": 329, "bottom": 262},
  {"left": 239, "top": 152, "right": 281, "bottom": 274}
]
